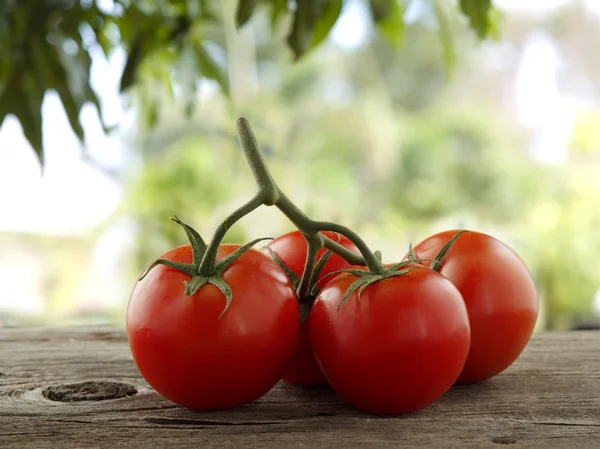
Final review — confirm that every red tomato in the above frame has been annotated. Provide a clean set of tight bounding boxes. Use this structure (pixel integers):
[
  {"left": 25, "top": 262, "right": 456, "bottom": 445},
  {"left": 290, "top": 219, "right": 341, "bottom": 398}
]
[
  {"left": 264, "top": 231, "right": 360, "bottom": 386},
  {"left": 412, "top": 230, "right": 538, "bottom": 384},
  {"left": 310, "top": 264, "right": 471, "bottom": 414},
  {"left": 127, "top": 244, "right": 300, "bottom": 410}
]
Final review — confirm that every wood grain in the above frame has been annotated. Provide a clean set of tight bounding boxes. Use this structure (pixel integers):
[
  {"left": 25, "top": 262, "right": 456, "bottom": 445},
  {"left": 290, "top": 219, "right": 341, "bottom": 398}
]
[{"left": 1, "top": 328, "right": 599, "bottom": 448}]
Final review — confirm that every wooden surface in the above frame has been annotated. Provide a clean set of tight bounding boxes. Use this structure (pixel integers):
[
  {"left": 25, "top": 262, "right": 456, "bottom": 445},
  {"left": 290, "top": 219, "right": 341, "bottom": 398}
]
[{"left": 1, "top": 328, "right": 599, "bottom": 448}]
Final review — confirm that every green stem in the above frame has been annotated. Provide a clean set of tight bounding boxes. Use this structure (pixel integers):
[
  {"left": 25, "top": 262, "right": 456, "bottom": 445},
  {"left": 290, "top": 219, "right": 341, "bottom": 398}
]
[
  {"left": 198, "top": 193, "right": 265, "bottom": 276},
  {"left": 274, "top": 192, "right": 381, "bottom": 273},
  {"left": 234, "top": 121, "right": 381, "bottom": 275},
  {"left": 322, "top": 236, "right": 365, "bottom": 266},
  {"left": 313, "top": 221, "right": 383, "bottom": 274},
  {"left": 198, "top": 117, "right": 379, "bottom": 288},
  {"left": 236, "top": 118, "right": 280, "bottom": 205},
  {"left": 296, "top": 235, "right": 322, "bottom": 298}
]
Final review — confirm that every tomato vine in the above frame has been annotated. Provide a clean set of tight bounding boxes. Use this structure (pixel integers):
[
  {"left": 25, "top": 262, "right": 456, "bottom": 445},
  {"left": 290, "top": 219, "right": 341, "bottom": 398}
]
[{"left": 141, "top": 117, "right": 466, "bottom": 318}]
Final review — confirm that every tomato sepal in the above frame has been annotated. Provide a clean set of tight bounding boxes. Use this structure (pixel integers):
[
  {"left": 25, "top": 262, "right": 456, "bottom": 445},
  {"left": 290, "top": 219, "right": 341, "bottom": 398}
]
[
  {"left": 171, "top": 215, "right": 207, "bottom": 261},
  {"left": 405, "top": 230, "right": 467, "bottom": 271},
  {"left": 335, "top": 264, "right": 416, "bottom": 310},
  {"left": 140, "top": 216, "right": 274, "bottom": 318},
  {"left": 429, "top": 230, "right": 466, "bottom": 271},
  {"left": 264, "top": 245, "right": 334, "bottom": 325},
  {"left": 263, "top": 247, "right": 302, "bottom": 289},
  {"left": 314, "top": 260, "right": 417, "bottom": 310},
  {"left": 139, "top": 258, "right": 197, "bottom": 280}
]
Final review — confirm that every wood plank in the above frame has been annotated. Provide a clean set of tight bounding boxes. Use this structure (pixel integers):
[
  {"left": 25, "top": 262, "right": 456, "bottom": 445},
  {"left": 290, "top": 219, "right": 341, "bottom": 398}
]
[{"left": 1, "top": 328, "right": 599, "bottom": 448}]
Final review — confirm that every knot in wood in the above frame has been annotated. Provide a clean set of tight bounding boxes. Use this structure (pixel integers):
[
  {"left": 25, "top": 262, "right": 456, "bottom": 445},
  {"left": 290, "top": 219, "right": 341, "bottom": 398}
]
[{"left": 42, "top": 381, "right": 137, "bottom": 402}]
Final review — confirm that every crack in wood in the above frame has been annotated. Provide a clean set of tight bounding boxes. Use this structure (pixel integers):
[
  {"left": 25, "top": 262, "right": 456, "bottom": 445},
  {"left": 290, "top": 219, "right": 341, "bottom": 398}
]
[
  {"left": 142, "top": 417, "right": 287, "bottom": 426},
  {"left": 532, "top": 421, "right": 600, "bottom": 427}
]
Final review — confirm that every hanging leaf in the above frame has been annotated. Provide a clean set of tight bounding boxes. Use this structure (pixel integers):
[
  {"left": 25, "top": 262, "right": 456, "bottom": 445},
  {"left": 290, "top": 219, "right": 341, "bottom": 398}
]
[
  {"left": 459, "top": 0, "right": 492, "bottom": 39},
  {"left": 194, "top": 44, "right": 230, "bottom": 96},
  {"left": 310, "top": 0, "right": 343, "bottom": 49},
  {"left": 120, "top": 35, "right": 145, "bottom": 92},
  {"left": 434, "top": 0, "right": 455, "bottom": 78},
  {"left": 369, "top": 0, "right": 405, "bottom": 48},
  {"left": 138, "top": 88, "right": 159, "bottom": 129},
  {"left": 235, "top": 0, "right": 257, "bottom": 28},
  {"left": 288, "top": 0, "right": 342, "bottom": 60},
  {"left": 13, "top": 80, "right": 45, "bottom": 166},
  {"left": 0, "top": 82, "right": 12, "bottom": 129},
  {"left": 269, "top": 0, "right": 289, "bottom": 29},
  {"left": 486, "top": 7, "right": 503, "bottom": 41},
  {"left": 85, "top": 84, "right": 114, "bottom": 134},
  {"left": 56, "top": 86, "right": 86, "bottom": 143},
  {"left": 32, "top": 39, "right": 87, "bottom": 144},
  {"left": 288, "top": 0, "right": 317, "bottom": 60}
]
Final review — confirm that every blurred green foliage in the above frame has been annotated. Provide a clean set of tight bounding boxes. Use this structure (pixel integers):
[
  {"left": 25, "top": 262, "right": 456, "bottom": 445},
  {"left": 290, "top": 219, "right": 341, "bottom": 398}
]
[
  {"left": 1, "top": 1, "right": 599, "bottom": 331},
  {"left": 0, "top": 0, "right": 496, "bottom": 164},
  {"left": 122, "top": 3, "right": 600, "bottom": 331}
]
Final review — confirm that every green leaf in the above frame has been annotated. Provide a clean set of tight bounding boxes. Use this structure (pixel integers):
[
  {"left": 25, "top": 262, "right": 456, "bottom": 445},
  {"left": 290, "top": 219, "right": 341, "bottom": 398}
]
[
  {"left": 434, "top": 0, "right": 455, "bottom": 78},
  {"left": 15, "top": 91, "right": 44, "bottom": 166},
  {"left": 459, "top": 0, "right": 492, "bottom": 39},
  {"left": 56, "top": 86, "right": 85, "bottom": 144},
  {"left": 0, "top": 103, "right": 7, "bottom": 129},
  {"left": 85, "top": 85, "right": 114, "bottom": 134},
  {"left": 369, "top": 0, "right": 405, "bottom": 48},
  {"left": 486, "top": 7, "right": 503, "bottom": 40},
  {"left": 147, "top": 99, "right": 159, "bottom": 128},
  {"left": 310, "top": 0, "right": 343, "bottom": 49},
  {"left": 0, "top": 77, "right": 15, "bottom": 129},
  {"left": 287, "top": 0, "right": 316, "bottom": 60},
  {"left": 235, "top": 0, "right": 257, "bottom": 28},
  {"left": 269, "top": 0, "right": 288, "bottom": 28},
  {"left": 120, "top": 35, "right": 145, "bottom": 92},
  {"left": 194, "top": 44, "right": 230, "bottom": 96},
  {"left": 29, "top": 38, "right": 88, "bottom": 144},
  {"left": 97, "top": 28, "right": 114, "bottom": 59},
  {"left": 287, "top": 0, "right": 341, "bottom": 60}
]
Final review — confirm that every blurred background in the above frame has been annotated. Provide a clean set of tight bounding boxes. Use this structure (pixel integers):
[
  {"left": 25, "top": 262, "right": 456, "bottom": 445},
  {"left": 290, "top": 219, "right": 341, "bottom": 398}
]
[{"left": 0, "top": 0, "right": 599, "bottom": 330}]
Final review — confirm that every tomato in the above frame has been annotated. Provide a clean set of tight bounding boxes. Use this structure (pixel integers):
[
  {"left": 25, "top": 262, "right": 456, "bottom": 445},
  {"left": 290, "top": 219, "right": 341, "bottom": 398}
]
[
  {"left": 310, "top": 264, "right": 471, "bottom": 414},
  {"left": 264, "top": 230, "right": 360, "bottom": 386},
  {"left": 126, "top": 244, "right": 300, "bottom": 410},
  {"left": 412, "top": 230, "right": 538, "bottom": 384}
]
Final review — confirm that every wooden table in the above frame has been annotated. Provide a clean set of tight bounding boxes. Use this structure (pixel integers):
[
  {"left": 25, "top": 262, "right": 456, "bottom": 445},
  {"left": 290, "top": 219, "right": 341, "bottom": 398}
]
[{"left": 1, "top": 328, "right": 598, "bottom": 448}]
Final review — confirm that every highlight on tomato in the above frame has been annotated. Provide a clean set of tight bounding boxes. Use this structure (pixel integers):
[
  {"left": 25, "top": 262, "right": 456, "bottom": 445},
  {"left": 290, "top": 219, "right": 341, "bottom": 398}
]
[{"left": 411, "top": 230, "right": 539, "bottom": 384}]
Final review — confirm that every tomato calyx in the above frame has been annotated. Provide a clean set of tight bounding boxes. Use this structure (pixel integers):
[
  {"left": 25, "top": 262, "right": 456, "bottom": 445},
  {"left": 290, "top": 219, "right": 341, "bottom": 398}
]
[
  {"left": 318, "top": 261, "right": 416, "bottom": 311},
  {"left": 139, "top": 216, "right": 272, "bottom": 318},
  {"left": 406, "top": 230, "right": 467, "bottom": 272},
  {"left": 264, "top": 246, "right": 334, "bottom": 324}
]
